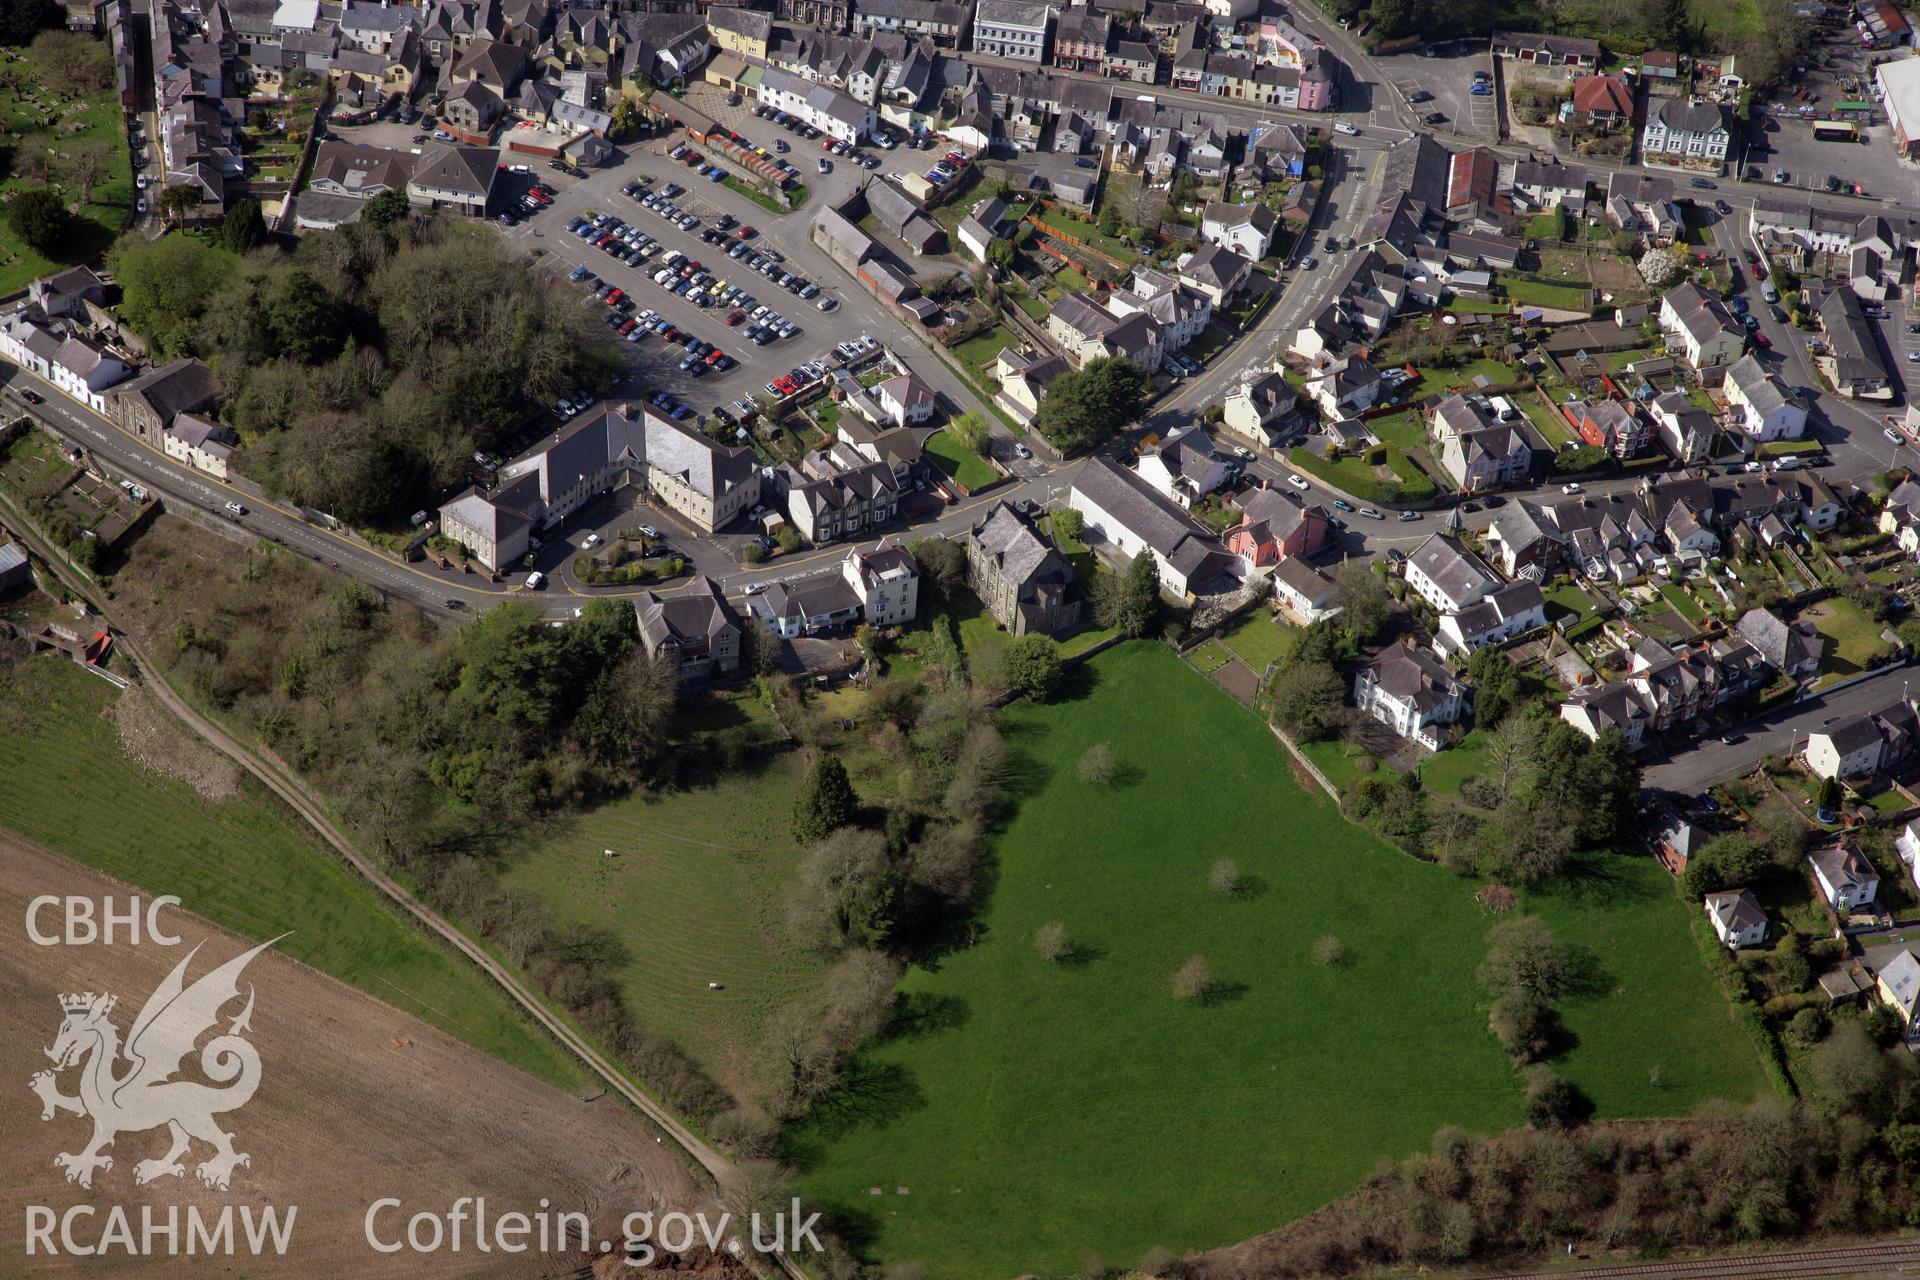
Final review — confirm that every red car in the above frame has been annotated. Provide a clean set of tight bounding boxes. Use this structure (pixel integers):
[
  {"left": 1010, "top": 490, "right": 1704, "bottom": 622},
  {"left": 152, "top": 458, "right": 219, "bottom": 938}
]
[
  {"left": 660, "top": 327, "right": 680, "bottom": 342},
  {"left": 1750, "top": 263, "right": 1766, "bottom": 281},
  {"left": 705, "top": 349, "right": 726, "bottom": 365},
  {"left": 726, "top": 308, "right": 747, "bottom": 325},
  {"left": 605, "top": 288, "right": 625, "bottom": 305},
  {"left": 1751, "top": 331, "right": 1770, "bottom": 348},
  {"left": 736, "top": 225, "right": 757, "bottom": 239}
]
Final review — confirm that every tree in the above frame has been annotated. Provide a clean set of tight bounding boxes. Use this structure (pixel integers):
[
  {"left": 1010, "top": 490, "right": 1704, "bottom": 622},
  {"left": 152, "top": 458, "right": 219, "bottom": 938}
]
[
  {"left": 949, "top": 409, "right": 991, "bottom": 457},
  {"left": 33, "top": 31, "right": 110, "bottom": 92},
  {"left": 609, "top": 96, "right": 642, "bottom": 141},
  {"left": 362, "top": 187, "right": 411, "bottom": 231},
  {"left": 794, "top": 827, "right": 898, "bottom": 950},
  {"left": 1003, "top": 633, "right": 1064, "bottom": 702},
  {"left": 158, "top": 183, "right": 203, "bottom": 226},
  {"left": 61, "top": 138, "right": 112, "bottom": 204},
  {"left": 1489, "top": 985, "right": 1556, "bottom": 1063},
  {"left": 1478, "top": 916, "right": 1569, "bottom": 1002},
  {"left": 1680, "top": 834, "right": 1769, "bottom": 899},
  {"left": 1172, "top": 954, "right": 1212, "bottom": 1001},
  {"left": 269, "top": 268, "right": 345, "bottom": 362},
  {"left": 573, "top": 648, "right": 678, "bottom": 770},
  {"left": 1269, "top": 660, "right": 1342, "bottom": 739},
  {"left": 909, "top": 535, "right": 966, "bottom": 607},
  {"left": 1095, "top": 550, "right": 1160, "bottom": 637},
  {"left": 1332, "top": 561, "right": 1390, "bottom": 642},
  {"left": 1208, "top": 857, "right": 1242, "bottom": 895},
  {"left": 8, "top": 188, "right": 69, "bottom": 255},
  {"left": 1051, "top": 507, "right": 1084, "bottom": 544},
  {"left": 1522, "top": 1066, "right": 1586, "bottom": 1129},
  {"left": 1077, "top": 740, "right": 1115, "bottom": 784},
  {"left": 1033, "top": 919, "right": 1071, "bottom": 962},
  {"left": 1484, "top": 711, "right": 1544, "bottom": 805},
  {"left": 1638, "top": 247, "right": 1681, "bottom": 289},
  {"left": 220, "top": 195, "right": 267, "bottom": 253},
  {"left": 1314, "top": 934, "right": 1345, "bottom": 966},
  {"left": 985, "top": 235, "right": 1015, "bottom": 271},
  {"left": 0, "top": 0, "right": 60, "bottom": 45},
  {"left": 792, "top": 754, "right": 858, "bottom": 844},
  {"left": 1033, "top": 356, "right": 1149, "bottom": 452},
  {"left": 1464, "top": 647, "right": 1526, "bottom": 727},
  {"left": 1097, "top": 201, "right": 1121, "bottom": 237}
]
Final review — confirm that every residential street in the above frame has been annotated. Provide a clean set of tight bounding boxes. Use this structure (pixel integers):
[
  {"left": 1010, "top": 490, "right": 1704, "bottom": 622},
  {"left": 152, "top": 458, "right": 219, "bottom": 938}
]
[{"left": 1642, "top": 662, "right": 1916, "bottom": 796}]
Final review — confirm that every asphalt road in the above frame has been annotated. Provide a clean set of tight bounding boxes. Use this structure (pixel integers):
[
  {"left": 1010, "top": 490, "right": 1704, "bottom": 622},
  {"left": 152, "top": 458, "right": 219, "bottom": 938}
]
[{"left": 1642, "top": 661, "right": 1915, "bottom": 796}]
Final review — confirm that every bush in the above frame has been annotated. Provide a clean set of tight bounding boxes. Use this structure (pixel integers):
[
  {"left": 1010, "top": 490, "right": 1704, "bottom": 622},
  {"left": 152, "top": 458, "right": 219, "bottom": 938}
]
[
  {"left": 1033, "top": 919, "right": 1071, "bottom": 962},
  {"left": 1207, "top": 857, "right": 1242, "bottom": 895},
  {"left": 1171, "top": 954, "right": 1212, "bottom": 1001},
  {"left": 1313, "top": 934, "right": 1345, "bottom": 967}
]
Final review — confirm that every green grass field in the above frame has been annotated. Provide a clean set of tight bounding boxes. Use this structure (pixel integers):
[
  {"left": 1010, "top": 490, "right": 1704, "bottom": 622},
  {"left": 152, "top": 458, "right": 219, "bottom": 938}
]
[
  {"left": 1504, "top": 279, "right": 1592, "bottom": 312},
  {"left": 1217, "top": 611, "right": 1297, "bottom": 673},
  {"left": 497, "top": 697, "right": 832, "bottom": 1094},
  {"left": 789, "top": 644, "right": 1771, "bottom": 1276},
  {"left": 0, "top": 42, "right": 133, "bottom": 295},
  {"left": 0, "top": 657, "right": 587, "bottom": 1090},
  {"left": 1287, "top": 444, "right": 1437, "bottom": 505},
  {"left": 1810, "top": 596, "right": 1893, "bottom": 677},
  {"left": 925, "top": 430, "right": 999, "bottom": 491}
]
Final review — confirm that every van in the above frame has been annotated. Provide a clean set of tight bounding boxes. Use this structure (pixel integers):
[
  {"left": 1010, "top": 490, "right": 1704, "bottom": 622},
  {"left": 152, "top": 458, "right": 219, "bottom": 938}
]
[
  {"left": 525, "top": 571, "right": 546, "bottom": 589},
  {"left": 1333, "top": 121, "right": 1360, "bottom": 136},
  {"left": 1761, "top": 281, "right": 1779, "bottom": 303},
  {"left": 1771, "top": 456, "right": 1802, "bottom": 472},
  {"left": 1489, "top": 395, "right": 1520, "bottom": 421}
]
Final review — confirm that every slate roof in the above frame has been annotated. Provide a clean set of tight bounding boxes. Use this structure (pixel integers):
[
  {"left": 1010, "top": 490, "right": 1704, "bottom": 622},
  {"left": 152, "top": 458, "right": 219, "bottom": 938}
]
[
  {"left": 1360, "top": 640, "right": 1464, "bottom": 714},
  {"left": 1705, "top": 888, "right": 1767, "bottom": 936}
]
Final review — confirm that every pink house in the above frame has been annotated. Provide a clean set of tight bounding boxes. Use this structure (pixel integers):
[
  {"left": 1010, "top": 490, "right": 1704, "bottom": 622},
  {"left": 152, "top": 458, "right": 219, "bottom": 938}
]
[{"left": 1224, "top": 484, "right": 1330, "bottom": 567}]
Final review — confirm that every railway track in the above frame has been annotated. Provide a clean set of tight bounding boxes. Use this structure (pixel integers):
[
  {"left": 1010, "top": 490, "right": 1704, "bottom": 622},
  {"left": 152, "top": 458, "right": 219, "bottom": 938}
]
[{"left": 1472, "top": 1238, "right": 1920, "bottom": 1280}]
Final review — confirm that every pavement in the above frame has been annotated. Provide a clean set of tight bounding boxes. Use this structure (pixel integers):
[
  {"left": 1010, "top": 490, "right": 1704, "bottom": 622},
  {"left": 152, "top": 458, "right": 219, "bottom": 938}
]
[{"left": 1642, "top": 662, "right": 1916, "bottom": 796}]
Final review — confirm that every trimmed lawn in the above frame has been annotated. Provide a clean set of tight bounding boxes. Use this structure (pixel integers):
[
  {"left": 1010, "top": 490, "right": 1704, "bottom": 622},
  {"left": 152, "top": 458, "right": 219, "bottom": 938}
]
[
  {"left": 1522, "top": 398, "right": 1578, "bottom": 448},
  {"left": 790, "top": 644, "right": 1771, "bottom": 1277},
  {"left": 1185, "top": 323, "right": 1234, "bottom": 364},
  {"left": 0, "top": 42, "right": 133, "bottom": 294},
  {"left": 954, "top": 325, "right": 1017, "bottom": 371},
  {"left": 1436, "top": 358, "right": 1522, "bottom": 390},
  {"left": 1301, "top": 735, "right": 1377, "bottom": 792},
  {"left": 1526, "top": 209, "right": 1569, "bottom": 241},
  {"left": 1287, "top": 445, "right": 1437, "bottom": 505},
  {"left": 1544, "top": 582, "right": 1601, "bottom": 626},
  {"left": 1417, "top": 728, "right": 1492, "bottom": 802},
  {"left": 1658, "top": 580, "right": 1706, "bottom": 624},
  {"left": 925, "top": 430, "right": 999, "bottom": 491},
  {"left": 1503, "top": 279, "right": 1592, "bottom": 311},
  {"left": 1033, "top": 207, "right": 1140, "bottom": 264},
  {"left": 498, "top": 698, "right": 833, "bottom": 1094},
  {"left": 1368, "top": 407, "right": 1428, "bottom": 451},
  {"left": 1809, "top": 597, "right": 1894, "bottom": 677},
  {"left": 0, "top": 656, "right": 587, "bottom": 1091},
  {"left": 1218, "top": 611, "right": 1297, "bottom": 673}
]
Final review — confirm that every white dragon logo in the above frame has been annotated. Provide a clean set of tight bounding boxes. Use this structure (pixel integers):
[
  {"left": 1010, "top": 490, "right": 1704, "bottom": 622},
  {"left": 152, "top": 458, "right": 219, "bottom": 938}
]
[{"left": 28, "top": 936, "right": 282, "bottom": 1191}]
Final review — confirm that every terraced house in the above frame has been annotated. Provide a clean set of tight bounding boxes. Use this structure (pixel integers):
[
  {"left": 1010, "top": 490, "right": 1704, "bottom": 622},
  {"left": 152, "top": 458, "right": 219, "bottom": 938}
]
[{"left": 972, "top": 0, "right": 1054, "bottom": 62}]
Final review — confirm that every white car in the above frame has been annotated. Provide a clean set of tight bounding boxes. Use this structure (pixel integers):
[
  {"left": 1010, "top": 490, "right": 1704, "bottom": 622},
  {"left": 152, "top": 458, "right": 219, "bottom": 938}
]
[
  {"left": 1561, "top": 483, "right": 1583, "bottom": 494},
  {"left": 743, "top": 581, "right": 769, "bottom": 595},
  {"left": 583, "top": 533, "right": 600, "bottom": 548},
  {"left": 1233, "top": 446, "right": 1254, "bottom": 459},
  {"left": 1888, "top": 428, "right": 1907, "bottom": 446},
  {"left": 638, "top": 524, "right": 661, "bottom": 539},
  {"left": 525, "top": 571, "right": 546, "bottom": 590},
  {"left": 1287, "top": 474, "right": 1310, "bottom": 490}
]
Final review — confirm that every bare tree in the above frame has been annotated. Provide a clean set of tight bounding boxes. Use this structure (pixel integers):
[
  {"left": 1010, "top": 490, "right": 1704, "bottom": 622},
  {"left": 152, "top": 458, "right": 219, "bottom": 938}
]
[
  {"left": 1172, "top": 954, "right": 1212, "bottom": 1001},
  {"left": 61, "top": 140, "right": 111, "bottom": 204},
  {"left": 1077, "top": 740, "right": 1116, "bottom": 784},
  {"left": 1208, "top": 857, "right": 1242, "bottom": 895},
  {"left": 1484, "top": 712, "right": 1544, "bottom": 804},
  {"left": 1033, "top": 919, "right": 1071, "bottom": 962},
  {"left": 1314, "top": 935, "right": 1346, "bottom": 967}
]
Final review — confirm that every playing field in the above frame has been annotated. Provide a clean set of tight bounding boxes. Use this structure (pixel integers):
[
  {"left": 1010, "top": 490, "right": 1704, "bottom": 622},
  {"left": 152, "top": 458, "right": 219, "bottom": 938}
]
[
  {"left": 788, "top": 643, "right": 1771, "bottom": 1277},
  {"left": 0, "top": 655, "right": 587, "bottom": 1092},
  {"left": 498, "top": 699, "right": 834, "bottom": 1097}
]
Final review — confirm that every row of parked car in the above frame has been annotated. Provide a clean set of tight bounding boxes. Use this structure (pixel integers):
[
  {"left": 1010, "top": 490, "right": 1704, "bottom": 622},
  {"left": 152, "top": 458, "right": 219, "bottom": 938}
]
[
  {"left": 667, "top": 142, "right": 732, "bottom": 184},
  {"left": 921, "top": 148, "right": 972, "bottom": 188},
  {"left": 497, "top": 177, "right": 558, "bottom": 227},
  {"left": 567, "top": 211, "right": 666, "bottom": 269}
]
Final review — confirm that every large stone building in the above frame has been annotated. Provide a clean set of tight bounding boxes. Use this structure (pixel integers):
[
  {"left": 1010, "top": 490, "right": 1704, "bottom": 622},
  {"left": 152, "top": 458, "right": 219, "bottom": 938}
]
[{"left": 965, "top": 500, "right": 1083, "bottom": 636}]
